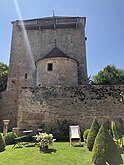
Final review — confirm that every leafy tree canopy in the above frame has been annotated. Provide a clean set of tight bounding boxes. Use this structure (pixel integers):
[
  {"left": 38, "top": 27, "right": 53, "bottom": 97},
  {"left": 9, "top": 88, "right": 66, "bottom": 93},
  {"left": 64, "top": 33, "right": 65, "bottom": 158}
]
[
  {"left": 0, "top": 62, "right": 8, "bottom": 92},
  {"left": 92, "top": 65, "right": 124, "bottom": 85}
]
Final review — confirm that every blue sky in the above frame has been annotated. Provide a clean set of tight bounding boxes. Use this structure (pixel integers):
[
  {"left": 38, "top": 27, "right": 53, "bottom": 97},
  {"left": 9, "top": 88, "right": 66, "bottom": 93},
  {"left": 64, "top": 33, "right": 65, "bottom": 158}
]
[{"left": 0, "top": 0, "right": 124, "bottom": 77}]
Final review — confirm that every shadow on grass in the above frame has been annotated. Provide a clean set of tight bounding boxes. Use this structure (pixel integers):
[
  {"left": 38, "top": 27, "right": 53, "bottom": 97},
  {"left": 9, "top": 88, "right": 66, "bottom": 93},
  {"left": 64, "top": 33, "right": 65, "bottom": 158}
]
[
  {"left": 73, "top": 144, "right": 84, "bottom": 147},
  {"left": 0, "top": 149, "right": 6, "bottom": 152},
  {"left": 40, "top": 148, "right": 57, "bottom": 154},
  {"left": 13, "top": 142, "right": 36, "bottom": 149},
  {"left": 13, "top": 146, "right": 23, "bottom": 149}
]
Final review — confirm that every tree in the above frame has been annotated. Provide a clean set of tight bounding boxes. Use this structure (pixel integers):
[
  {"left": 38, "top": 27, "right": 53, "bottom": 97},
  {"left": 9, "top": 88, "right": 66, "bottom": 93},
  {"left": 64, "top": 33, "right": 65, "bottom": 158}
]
[
  {"left": 92, "top": 65, "right": 124, "bottom": 85},
  {"left": 0, "top": 62, "right": 8, "bottom": 92},
  {"left": 92, "top": 124, "right": 123, "bottom": 165},
  {"left": 87, "top": 118, "right": 100, "bottom": 151}
]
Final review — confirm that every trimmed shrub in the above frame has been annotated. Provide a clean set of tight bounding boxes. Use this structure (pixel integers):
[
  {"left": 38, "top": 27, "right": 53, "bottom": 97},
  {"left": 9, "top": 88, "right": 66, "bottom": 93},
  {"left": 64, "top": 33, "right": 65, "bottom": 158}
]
[
  {"left": 4, "top": 132, "right": 17, "bottom": 145},
  {"left": 87, "top": 118, "right": 99, "bottom": 151},
  {"left": 92, "top": 124, "right": 123, "bottom": 165},
  {"left": 111, "top": 120, "right": 120, "bottom": 140},
  {"left": 83, "top": 129, "right": 90, "bottom": 141},
  {"left": 0, "top": 133, "right": 5, "bottom": 152}
]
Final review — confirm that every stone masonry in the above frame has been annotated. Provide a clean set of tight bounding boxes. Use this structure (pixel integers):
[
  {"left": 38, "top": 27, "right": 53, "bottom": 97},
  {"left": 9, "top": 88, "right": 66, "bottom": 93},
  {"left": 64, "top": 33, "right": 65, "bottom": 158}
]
[
  {"left": 0, "top": 16, "right": 88, "bottom": 130},
  {"left": 17, "top": 85, "right": 124, "bottom": 133},
  {"left": 36, "top": 56, "right": 78, "bottom": 87},
  {"left": 0, "top": 16, "right": 124, "bottom": 133}
]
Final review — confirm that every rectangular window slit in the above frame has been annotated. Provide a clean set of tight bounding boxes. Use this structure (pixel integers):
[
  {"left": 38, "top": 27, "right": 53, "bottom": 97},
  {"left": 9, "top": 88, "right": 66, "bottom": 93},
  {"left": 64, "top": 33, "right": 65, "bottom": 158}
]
[
  {"left": 47, "top": 63, "right": 53, "bottom": 71},
  {"left": 25, "top": 73, "right": 27, "bottom": 79}
]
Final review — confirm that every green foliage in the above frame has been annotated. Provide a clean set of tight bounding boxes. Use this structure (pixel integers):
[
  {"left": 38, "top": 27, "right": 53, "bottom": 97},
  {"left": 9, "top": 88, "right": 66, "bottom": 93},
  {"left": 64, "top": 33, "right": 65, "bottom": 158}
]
[
  {"left": 111, "top": 121, "right": 120, "bottom": 140},
  {"left": 83, "top": 129, "right": 90, "bottom": 140},
  {"left": 120, "top": 92, "right": 124, "bottom": 103},
  {"left": 111, "top": 120, "right": 124, "bottom": 147},
  {"left": 87, "top": 118, "right": 100, "bottom": 151},
  {"left": 0, "top": 133, "right": 6, "bottom": 152},
  {"left": 92, "top": 124, "right": 123, "bottom": 165},
  {"left": 0, "top": 62, "right": 8, "bottom": 92},
  {"left": 4, "top": 132, "right": 17, "bottom": 145},
  {"left": 92, "top": 65, "right": 124, "bottom": 85}
]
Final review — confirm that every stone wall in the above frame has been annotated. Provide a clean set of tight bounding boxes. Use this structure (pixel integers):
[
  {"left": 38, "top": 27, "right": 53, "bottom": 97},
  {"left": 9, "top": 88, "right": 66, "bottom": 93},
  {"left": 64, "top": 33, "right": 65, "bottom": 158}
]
[
  {"left": 0, "top": 89, "right": 19, "bottom": 130},
  {"left": 17, "top": 85, "right": 124, "bottom": 133},
  {"left": 7, "top": 24, "right": 36, "bottom": 91}
]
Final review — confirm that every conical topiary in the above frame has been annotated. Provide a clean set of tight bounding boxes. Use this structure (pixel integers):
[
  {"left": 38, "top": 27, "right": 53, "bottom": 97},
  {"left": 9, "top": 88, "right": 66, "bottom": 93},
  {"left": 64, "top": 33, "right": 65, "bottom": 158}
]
[
  {"left": 92, "top": 124, "right": 123, "bottom": 165},
  {"left": 111, "top": 120, "right": 120, "bottom": 141},
  {"left": 0, "top": 133, "right": 6, "bottom": 152},
  {"left": 87, "top": 118, "right": 100, "bottom": 151},
  {"left": 83, "top": 129, "right": 90, "bottom": 141}
]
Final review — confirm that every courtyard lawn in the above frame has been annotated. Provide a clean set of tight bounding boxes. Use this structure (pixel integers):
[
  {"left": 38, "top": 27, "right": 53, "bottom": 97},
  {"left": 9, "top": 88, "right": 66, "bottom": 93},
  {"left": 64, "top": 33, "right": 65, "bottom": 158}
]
[
  {"left": 1, "top": 142, "right": 124, "bottom": 165},
  {"left": 0, "top": 142, "right": 92, "bottom": 165}
]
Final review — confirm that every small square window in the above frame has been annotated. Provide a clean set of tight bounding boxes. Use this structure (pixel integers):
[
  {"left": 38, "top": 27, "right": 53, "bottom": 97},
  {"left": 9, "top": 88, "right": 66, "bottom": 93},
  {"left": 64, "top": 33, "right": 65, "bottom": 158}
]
[{"left": 47, "top": 63, "right": 53, "bottom": 71}]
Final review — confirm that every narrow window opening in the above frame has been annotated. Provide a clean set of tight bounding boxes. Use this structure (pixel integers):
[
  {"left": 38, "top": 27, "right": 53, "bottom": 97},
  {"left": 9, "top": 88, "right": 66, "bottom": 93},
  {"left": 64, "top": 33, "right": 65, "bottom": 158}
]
[
  {"left": 11, "top": 80, "right": 15, "bottom": 83},
  {"left": 47, "top": 63, "right": 53, "bottom": 71},
  {"left": 25, "top": 73, "right": 27, "bottom": 79}
]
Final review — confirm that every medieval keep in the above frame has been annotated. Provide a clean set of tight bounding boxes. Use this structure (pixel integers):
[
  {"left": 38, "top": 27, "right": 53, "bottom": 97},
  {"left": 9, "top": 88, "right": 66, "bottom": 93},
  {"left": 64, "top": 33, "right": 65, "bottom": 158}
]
[{"left": 0, "top": 16, "right": 124, "bottom": 133}]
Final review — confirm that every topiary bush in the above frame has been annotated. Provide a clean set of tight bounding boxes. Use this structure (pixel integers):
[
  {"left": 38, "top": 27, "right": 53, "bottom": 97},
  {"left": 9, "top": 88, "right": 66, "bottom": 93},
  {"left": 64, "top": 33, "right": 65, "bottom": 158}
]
[
  {"left": 111, "top": 120, "right": 120, "bottom": 140},
  {"left": 0, "top": 133, "right": 6, "bottom": 152},
  {"left": 4, "top": 132, "right": 18, "bottom": 145},
  {"left": 87, "top": 118, "right": 100, "bottom": 151},
  {"left": 92, "top": 124, "right": 123, "bottom": 165},
  {"left": 83, "top": 129, "right": 90, "bottom": 141}
]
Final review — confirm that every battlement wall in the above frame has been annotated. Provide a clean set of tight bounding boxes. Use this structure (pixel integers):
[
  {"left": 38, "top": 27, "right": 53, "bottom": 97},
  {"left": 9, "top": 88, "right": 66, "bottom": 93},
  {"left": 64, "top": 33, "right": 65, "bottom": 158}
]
[{"left": 17, "top": 85, "right": 124, "bottom": 132}]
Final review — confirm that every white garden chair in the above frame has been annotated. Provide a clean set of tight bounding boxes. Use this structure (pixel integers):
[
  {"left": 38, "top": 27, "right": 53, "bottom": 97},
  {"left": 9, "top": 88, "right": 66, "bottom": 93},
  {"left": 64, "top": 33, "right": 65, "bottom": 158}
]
[{"left": 69, "top": 125, "right": 81, "bottom": 146}]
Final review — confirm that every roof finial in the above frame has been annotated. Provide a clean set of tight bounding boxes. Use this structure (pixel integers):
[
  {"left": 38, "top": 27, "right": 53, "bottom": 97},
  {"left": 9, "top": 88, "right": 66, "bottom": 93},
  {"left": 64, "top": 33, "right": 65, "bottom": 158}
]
[{"left": 52, "top": 10, "right": 55, "bottom": 17}]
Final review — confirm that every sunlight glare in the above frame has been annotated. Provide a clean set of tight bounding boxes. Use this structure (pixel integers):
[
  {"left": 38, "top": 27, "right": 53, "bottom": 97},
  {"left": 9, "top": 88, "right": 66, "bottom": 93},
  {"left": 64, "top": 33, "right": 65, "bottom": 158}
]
[{"left": 14, "top": 0, "right": 35, "bottom": 70}]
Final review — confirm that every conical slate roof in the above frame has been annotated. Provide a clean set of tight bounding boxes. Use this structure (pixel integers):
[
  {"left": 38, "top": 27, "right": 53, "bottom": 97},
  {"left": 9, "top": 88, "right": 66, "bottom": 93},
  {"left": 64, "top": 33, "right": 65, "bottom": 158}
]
[
  {"left": 43, "top": 47, "right": 70, "bottom": 59},
  {"left": 35, "top": 47, "right": 79, "bottom": 65}
]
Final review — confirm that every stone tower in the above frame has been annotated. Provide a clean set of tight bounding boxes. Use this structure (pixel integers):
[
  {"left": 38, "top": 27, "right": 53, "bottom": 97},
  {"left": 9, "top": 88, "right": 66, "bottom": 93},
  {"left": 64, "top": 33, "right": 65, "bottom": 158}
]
[
  {"left": 7, "top": 16, "right": 87, "bottom": 91},
  {"left": 36, "top": 47, "right": 79, "bottom": 87},
  {"left": 0, "top": 16, "right": 88, "bottom": 129}
]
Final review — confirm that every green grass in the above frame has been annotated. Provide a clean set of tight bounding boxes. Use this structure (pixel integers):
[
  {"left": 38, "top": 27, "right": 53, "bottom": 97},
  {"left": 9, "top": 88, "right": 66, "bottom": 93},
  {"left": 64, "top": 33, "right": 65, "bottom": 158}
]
[{"left": 0, "top": 142, "right": 124, "bottom": 165}]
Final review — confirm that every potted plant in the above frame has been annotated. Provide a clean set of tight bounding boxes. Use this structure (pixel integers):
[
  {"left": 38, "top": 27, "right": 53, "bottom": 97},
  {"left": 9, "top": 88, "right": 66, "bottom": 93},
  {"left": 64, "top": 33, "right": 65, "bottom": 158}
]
[{"left": 36, "top": 133, "right": 55, "bottom": 152}]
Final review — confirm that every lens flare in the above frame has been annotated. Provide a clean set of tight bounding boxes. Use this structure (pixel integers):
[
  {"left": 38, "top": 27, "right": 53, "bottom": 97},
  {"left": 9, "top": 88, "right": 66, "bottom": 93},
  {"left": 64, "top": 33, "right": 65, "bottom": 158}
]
[{"left": 14, "top": 0, "right": 35, "bottom": 70}]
